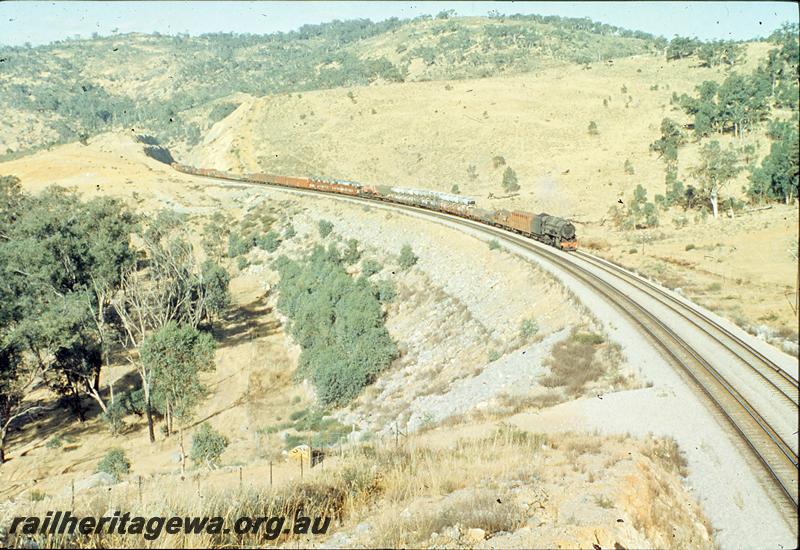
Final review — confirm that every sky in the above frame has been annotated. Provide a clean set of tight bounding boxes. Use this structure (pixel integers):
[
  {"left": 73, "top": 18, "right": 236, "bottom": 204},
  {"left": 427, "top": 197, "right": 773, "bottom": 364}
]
[{"left": 0, "top": 1, "right": 797, "bottom": 47}]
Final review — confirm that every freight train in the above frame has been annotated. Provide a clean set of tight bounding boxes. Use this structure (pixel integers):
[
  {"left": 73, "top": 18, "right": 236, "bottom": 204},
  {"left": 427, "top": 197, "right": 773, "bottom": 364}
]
[{"left": 171, "top": 163, "right": 578, "bottom": 251}]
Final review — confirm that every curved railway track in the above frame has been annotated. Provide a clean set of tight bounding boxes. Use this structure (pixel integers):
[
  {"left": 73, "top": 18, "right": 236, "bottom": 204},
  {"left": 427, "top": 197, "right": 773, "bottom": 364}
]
[
  {"left": 574, "top": 250, "right": 800, "bottom": 409},
  {"left": 197, "top": 172, "right": 800, "bottom": 515}
]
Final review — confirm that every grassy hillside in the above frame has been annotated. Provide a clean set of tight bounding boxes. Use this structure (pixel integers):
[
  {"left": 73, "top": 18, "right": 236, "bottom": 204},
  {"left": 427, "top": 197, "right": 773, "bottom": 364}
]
[
  {"left": 0, "top": 14, "right": 663, "bottom": 156},
  {"left": 187, "top": 47, "right": 768, "bottom": 210},
  {"left": 184, "top": 41, "right": 798, "bottom": 342}
]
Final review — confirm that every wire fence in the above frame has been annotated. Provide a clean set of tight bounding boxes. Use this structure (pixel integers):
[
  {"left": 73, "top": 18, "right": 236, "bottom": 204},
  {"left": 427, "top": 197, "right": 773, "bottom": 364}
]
[{"left": 4, "top": 421, "right": 412, "bottom": 518}]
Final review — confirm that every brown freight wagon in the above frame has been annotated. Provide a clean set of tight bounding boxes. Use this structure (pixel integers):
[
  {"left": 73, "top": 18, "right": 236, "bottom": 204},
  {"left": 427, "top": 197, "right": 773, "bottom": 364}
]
[
  {"left": 508, "top": 210, "right": 534, "bottom": 234},
  {"left": 287, "top": 176, "right": 311, "bottom": 188}
]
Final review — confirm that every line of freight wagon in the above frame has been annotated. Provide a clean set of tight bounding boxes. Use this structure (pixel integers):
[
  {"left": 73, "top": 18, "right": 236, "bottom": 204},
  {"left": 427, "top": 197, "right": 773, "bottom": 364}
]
[{"left": 171, "top": 163, "right": 578, "bottom": 251}]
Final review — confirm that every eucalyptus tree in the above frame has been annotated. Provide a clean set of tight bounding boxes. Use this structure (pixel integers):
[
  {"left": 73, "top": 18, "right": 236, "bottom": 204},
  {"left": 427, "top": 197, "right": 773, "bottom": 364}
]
[
  {"left": 140, "top": 322, "right": 215, "bottom": 473},
  {"left": 691, "top": 141, "right": 742, "bottom": 218},
  {"left": 112, "top": 211, "right": 229, "bottom": 442}
]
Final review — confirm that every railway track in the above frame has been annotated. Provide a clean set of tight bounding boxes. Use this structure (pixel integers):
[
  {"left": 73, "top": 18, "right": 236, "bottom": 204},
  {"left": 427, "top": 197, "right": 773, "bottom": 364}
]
[
  {"left": 574, "top": 250, "right": 800, "bottom": 409},
  {"left": 199, "top": 173, "right": 800, "bottom": 515}
]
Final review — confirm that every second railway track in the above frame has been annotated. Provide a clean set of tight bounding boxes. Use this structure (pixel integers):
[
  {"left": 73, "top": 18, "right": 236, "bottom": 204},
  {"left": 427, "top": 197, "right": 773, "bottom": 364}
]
[{"left": 574, "top": 250, "right": 800, "bottom": 409}]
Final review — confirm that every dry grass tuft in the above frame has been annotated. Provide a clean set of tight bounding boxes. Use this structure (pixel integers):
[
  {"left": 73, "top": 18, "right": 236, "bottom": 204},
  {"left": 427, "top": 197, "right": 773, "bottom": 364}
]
[
  {"left": 497, "top": 391, "right": 565, "bottom": 414},
  {"left": 540, "top": 330, "right": 607, "bottom": 396},
  {"left": 642, "top": 437, "right": 688, "bottom": 477},
  {"left": 371, "top": 489, "right": 524, "bottom": 548}
]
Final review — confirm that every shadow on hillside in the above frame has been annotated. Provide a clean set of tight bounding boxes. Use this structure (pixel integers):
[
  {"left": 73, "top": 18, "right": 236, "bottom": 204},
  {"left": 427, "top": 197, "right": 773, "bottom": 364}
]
[
  {"left": 213, "top": 296, "right": 282, "bottom": 349},
  {"left": 6, "top": 369, "right": 144, "bottom": 462},
  {"left": 187, "top": 393, "right": 250, "bottom": 430},
  {"left": 5, "top": 300, "right": 280, "bottom": 464}
]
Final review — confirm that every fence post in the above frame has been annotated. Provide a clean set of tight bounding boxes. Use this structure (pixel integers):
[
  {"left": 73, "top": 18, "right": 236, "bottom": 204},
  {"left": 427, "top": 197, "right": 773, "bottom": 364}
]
[
  {"left": 269, "top": 460, "right": 273, "bottom": 487},
  {"left": 239, "top": 466, "right": 243, "bottom": 487},
  {"left": 300, "top": 455, "right": 304, "bottom": 479}
]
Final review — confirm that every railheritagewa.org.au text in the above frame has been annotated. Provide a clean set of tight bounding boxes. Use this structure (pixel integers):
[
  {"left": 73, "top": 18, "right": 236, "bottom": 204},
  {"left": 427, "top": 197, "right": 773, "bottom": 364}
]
[{"left": 9, "top": 510, "right": 330, "bottom": 541}]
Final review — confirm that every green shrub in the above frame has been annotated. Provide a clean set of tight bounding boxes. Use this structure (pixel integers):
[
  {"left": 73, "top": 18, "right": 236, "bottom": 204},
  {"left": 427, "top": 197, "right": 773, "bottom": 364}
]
[
  {"left": 685, "top": 243, "right": 696, "bottom": 251},
  {"left": 29, "top": 490, "right": 47, "bottom": 502},
  {"left": 44, "top": 433, "right": 77, "bottom": 450},
  {"left": 102, "top": 400, "right": 126, "bottom": 434},
  {"left": 520, "top": 318, "right": 539, "bottom": 339},
  {"left": 257, "top": 230, "right": 281, "bottom": 252},
  {"left": 488, "top": 239, "right": 501, "bottom": 250},
  {"left": 573, "top": 332, "right": 604, "bottom": 345},
  {"left": 672, "top": 216, "right": 689, "bottom": 229},
  {"left": 275, "top": 245, "right": 398, "bottom": 406},
  {"left": 190, "top": 423, "right": 229, "bottom": 468},
  {"left": 398, "top": 244, "right": 418, "bottom": 270},
  {"left": 236, "top": 256, "right": 249, "bottom": 270},
  {"left": 120, "top": 388, "right": 147, "bottom": 416},
  {"left": 284, "top": 225, "right": 296, "bottom": 239},
  {"left": 488, "top": 350, "right": 502, "bottom": 362},
  {"left": 318, "top": 219, "right": 334, "bottom": 238},
  {"left": 492, "top": 156, "right": 506, "bottom": 168},
  {"left": 588, "top": 121, "right": 599, "bottom": 135},
  {"left": 361, "top": 258, "right": 382, "bottom": 277},
  {"left": 97, "top": 448, "right": 131, "bottom": 482},
  {"left": 208, "top": 102, "right": 239, "bottom": 123},
  {"left": 502, "top": 167, "right": 520, "bottom": 193},
  {"left": 374, "top": 280, "right": 396, "bottom": 303},
  {"left": 624, "top": 159, "right": 635, "bottom": 175},
  {"left": 343, "top": 239, "right": 361, "bottom": 264},
  {"left": 451, "top": 184, "right": 461, "bottom": 194},
  {"left": 227, "top": 232, "right": 253, "bottom": 258}
]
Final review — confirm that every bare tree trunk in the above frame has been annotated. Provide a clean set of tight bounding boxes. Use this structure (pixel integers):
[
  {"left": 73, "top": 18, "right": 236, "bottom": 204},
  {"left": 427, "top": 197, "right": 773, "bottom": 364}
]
[
  {"left": 0, "top": 427, "right": 7, "bottom": 465},
  {"left": 136, "top": 365, "right": 156, "bottom": 443},
  {"left": 145, "top": 403, "right": 155, "bottom": 443},
  {"left": 92, "top": 367, "right": 101, "bottom": 393},
  {"left": 179, "top": 427, "right": 186, "bottom": 475},
  {"left": 72, "top": 386, "right": 85, "bottom": 422},
  {"left": 86, "top": 383, "right": 108, "bottom": 414},
  {"left": 711, "top": 188, "right": 719, "bottom": 219},
  {"left": 144, "top": 384, "right": 155, "bottom": 443},
  {"left": 108, "top": 365, "right": 115, "bottom": 408},
  {"left": 165, "top": 400, "right": 172, "bottom": 437}
]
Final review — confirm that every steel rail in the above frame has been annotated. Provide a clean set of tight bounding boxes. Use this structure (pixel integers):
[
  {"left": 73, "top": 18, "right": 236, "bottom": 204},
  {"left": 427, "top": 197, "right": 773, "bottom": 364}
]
[{"left": 573, "top": 250, "right": 799, "bottom": 408}]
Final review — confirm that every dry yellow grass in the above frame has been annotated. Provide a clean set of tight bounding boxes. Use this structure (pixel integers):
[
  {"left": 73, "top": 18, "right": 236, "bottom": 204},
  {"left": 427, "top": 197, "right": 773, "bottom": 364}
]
[{"left": 2, "top": 427, "right": 712, "bottom": 549}]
